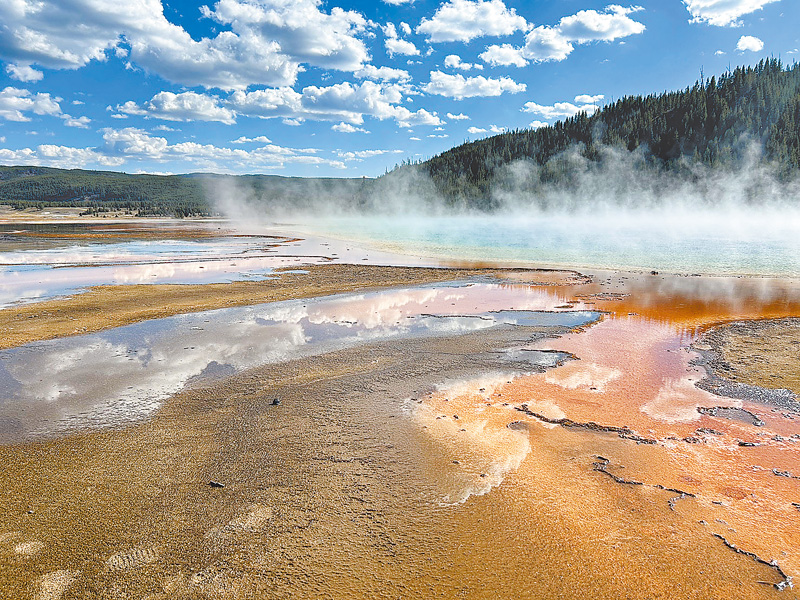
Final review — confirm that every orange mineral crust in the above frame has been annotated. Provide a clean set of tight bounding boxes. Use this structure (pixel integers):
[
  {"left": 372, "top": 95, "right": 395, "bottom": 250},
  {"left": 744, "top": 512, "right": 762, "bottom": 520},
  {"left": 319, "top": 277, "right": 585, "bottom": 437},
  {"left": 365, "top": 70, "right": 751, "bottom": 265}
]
[
  {"left": 2, "top": 263, "right": 799, "bottom": 598},
  {"left": 415, "top": 271, "right": 800, "bottom": 590}
]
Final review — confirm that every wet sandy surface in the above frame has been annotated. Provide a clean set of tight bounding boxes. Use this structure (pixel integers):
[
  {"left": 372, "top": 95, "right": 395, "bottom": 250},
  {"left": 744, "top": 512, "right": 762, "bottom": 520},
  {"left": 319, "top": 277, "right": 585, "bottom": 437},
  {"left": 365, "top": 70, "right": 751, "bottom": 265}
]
[
  {"left": 0, "top": 264, "right": 507, "bottom": 351},
  {"left": 0, "top": 279, "right": 599, "bottom": 442},
  {"left": 697, "top": 318, "right": 800, "bottom": 395},
  {"left": 0, "top": 325, "right": 791, "bottom": 599},
  {"left": 1, "top": 219, "right": 800, "bottom": 598}
]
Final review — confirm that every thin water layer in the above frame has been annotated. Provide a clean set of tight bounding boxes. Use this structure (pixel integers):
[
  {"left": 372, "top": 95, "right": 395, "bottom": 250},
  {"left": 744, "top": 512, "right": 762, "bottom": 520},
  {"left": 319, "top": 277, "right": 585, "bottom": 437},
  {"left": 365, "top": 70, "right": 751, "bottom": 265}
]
[
  {"left": 0, "top": 258, "right": 307, "bottom": 309},
  {"left": 412, "top": 270, "right": 800, "bottom": 586},
  {"left": 0, "top": 220, "right": 455, "bottom": 308},
  {"left": 0, "top": 223, "right": 313, "bottom": 307},
  {"left": 0, "top": 281, "right": 600, "bottom": 443}
]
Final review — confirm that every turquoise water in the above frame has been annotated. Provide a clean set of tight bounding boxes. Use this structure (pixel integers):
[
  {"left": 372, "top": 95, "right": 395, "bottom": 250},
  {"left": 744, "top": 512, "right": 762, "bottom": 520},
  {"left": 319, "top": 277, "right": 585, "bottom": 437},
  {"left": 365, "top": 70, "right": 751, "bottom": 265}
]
[{"left": 294, "top": 211, "right": 800, "bottom": 277}]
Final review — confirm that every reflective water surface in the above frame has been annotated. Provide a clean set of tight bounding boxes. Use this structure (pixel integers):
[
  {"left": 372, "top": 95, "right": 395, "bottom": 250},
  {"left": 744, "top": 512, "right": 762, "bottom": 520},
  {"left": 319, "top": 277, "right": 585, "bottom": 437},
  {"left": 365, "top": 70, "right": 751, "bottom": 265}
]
[
  {"left": 2, "top": 220, "right": 800, "bottom": 597},
  {"left": 0, "top": 222, "right": 338, "bottom": 307},
  {"left": 0, "top": 281, "right": 599, "bottom": 442}
]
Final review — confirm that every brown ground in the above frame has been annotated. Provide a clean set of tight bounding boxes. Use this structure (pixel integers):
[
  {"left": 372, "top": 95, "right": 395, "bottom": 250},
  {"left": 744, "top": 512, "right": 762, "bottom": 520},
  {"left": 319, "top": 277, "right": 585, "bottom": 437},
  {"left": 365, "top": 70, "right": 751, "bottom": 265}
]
[
  {"left": 1, "top": 222, "right": 799, "bottom": 599},
  {"left": 697, "top": 318, "right": 800, "bottom": 395},
  {"left": 0, "top": 207, "right": 150, "bottom": 221},
  {"left": 0, "top": 264, "right": 495, "bottom": 350},
  {"left": 0, "top": 219, "right": 256, "bottom": 243},
  {"left": 0, "top": 319, "right": 786, "bottom": 600}
]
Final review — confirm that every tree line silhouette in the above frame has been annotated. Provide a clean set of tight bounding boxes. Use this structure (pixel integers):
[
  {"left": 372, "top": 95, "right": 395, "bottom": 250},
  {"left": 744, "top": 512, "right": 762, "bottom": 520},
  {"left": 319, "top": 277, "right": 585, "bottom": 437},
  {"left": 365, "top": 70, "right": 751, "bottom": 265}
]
[{"left": 1, "top": 60, "right": 798, "bottom": 214}]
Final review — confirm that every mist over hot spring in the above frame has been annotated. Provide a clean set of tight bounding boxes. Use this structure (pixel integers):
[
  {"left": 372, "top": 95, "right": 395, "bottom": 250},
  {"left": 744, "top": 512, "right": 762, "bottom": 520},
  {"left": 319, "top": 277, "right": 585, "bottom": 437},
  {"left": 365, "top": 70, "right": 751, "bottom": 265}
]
[{"left": 207, "top": 144, "right": 800, "bottom": 277}]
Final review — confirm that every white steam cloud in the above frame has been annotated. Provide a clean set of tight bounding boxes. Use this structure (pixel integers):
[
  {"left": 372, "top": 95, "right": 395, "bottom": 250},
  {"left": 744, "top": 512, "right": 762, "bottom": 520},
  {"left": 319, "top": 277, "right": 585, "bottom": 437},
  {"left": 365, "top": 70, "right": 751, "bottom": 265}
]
[{"left": 208, "top": 140, "right": 800, "bottom": 222}]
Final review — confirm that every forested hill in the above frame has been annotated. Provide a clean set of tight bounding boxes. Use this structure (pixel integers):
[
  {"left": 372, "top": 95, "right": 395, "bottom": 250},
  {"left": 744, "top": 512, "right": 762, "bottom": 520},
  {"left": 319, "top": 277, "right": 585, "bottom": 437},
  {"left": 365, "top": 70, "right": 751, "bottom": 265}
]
[
  {"left": 2, "top": 59, "right": 799, "bottom": 215},
  {"left": 407, "top": 58, "right": 800, "bottom": 207},
  {"left": 0, "top": 167, "right": 209, "bottom": 216},
  {"left": 0, "top": 167, "right": 368, "bottom": 216}
]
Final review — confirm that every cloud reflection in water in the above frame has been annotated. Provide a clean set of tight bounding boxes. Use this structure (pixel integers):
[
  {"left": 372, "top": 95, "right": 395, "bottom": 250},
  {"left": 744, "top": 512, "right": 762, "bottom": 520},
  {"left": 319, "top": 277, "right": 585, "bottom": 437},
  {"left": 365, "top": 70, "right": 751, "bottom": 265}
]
[{"left": 0, "top": 282, "right": 600, "bottom": 442}]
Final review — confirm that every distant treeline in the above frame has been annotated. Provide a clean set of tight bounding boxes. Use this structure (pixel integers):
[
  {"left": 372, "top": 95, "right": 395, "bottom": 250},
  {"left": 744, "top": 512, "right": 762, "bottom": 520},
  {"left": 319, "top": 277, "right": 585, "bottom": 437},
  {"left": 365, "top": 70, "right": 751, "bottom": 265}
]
[
  {"left": 2, "top": 59, "right": 799, "bottom": 214},
  {"left": 0, "top": 167, "right": 371, "bottom": 216},
  {"left": 0, "top": 167, "right": 210, "bottom": 216},
  {"left": 401, "top": 58, "right": 800, "bottom": 208}
]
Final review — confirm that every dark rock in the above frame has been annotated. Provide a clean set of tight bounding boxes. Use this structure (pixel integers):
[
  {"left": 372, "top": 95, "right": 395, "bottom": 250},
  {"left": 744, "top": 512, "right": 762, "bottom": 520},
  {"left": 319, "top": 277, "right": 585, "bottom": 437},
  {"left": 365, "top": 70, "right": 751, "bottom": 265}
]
[
  {"left": 209, "top": 480, "right": 225, "bottom": 488},
  {"left": 712, "top": 533, "right": 793, "bottom": 591},
  {"left": 696, "top": 427, "right": 724, "bottom": 435},
  {"left": 772, "top": 468, "right": 799, "bottom": 479},
  {"left": 697, "top": 406, "right": 765, "bottom": 427}
]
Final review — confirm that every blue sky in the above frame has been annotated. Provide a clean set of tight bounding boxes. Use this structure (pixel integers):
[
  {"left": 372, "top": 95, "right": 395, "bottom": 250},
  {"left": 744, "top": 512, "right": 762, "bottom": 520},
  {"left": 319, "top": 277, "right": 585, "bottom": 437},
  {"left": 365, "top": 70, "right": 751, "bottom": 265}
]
[{"left": 0, "top": 0, "right": 797, "bottom": 177}]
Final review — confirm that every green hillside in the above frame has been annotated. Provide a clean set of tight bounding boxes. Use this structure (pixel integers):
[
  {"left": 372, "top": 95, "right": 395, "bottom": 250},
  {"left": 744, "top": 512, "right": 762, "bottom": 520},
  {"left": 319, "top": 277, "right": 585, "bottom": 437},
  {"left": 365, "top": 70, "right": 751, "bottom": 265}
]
[
  {"left": 0, "top": 167, "right": 208, "bottom": 216},
  {"left": 408, "top": 58, "right": 800, "bottom": 208},
  {"left": 2, "top": 59, "right": 798, "bottom": 215},
  {"left": 0, "top": 167, "right": 371, "bottom": 217}
]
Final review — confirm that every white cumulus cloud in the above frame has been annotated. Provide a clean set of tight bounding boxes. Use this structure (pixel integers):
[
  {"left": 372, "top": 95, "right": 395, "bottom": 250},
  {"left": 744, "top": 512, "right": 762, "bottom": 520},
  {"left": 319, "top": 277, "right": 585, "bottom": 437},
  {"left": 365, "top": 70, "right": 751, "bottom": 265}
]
[
  {"left": 444, "top": 54, "right": 482, "bottom": 70},
  {"left": 62, "top": 114, "right": 91, "bottom": 128},
  {"left": 118, "top": 91, "right": 236, "bottom": 124},
  {"left": 521, "top": 100, "right": 600, "bottom": 119},
  {"left": 423, "top": 71, "right": 526, "bottom": 99},
  {"left": 467, "top": 124, "right": 505, "bottom": 135},
  {"left": 683, "top": 0, "right": 780, "bottom": 27},
  {"left": 519, "top": 26, "right": 575, "bottom": 62},
  {"left": 480, "top": 5, "right": 644, "bottom": 67},
  {"left": 386, "top": 38, "right": 421, "bottom": 56},
  {"left": 574, "top": 93, "right": 604, "bottom": 104},
  {"left": 479, "top": 44, "right": 529, "bottom": 67},
  {"left": 0, "top": 87, "right": 62, "bottom": 121},
  {"left": 736, "top": 35, "right": 764, "bottom": 52},
  {"left": 6, "top": 63, "right": 43, "bottom": 82},
  {"left": 226, "top": 81, "right": 442, "bottom": 127},
  {"left": 332, "top": 122, "right": 369, "bottom": 133},
  {"left": 417, "top": 0, "right": 527, "bottom": 43},
  {"left": 0, "top": 0, "right": 372, "bottom": 90},
  {"left": 384, "top": 22, "right": 420, "bottom": 56},
  {"left": 557, "top": 5, "right": 645, "bottom": 42},
  {"left": 231, "top": 135, "right": 272, "bottom": 144},
  {"left": 336, "top": 149, "right": 402, "bottom": 160}
]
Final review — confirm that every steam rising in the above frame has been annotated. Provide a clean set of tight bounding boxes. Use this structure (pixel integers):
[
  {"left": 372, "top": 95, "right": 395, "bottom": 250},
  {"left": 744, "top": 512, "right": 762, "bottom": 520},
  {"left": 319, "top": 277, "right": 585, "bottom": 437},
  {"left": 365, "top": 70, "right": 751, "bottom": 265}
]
[{"left": 205, "top": 143, "right": 800, "bottom": 275}]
